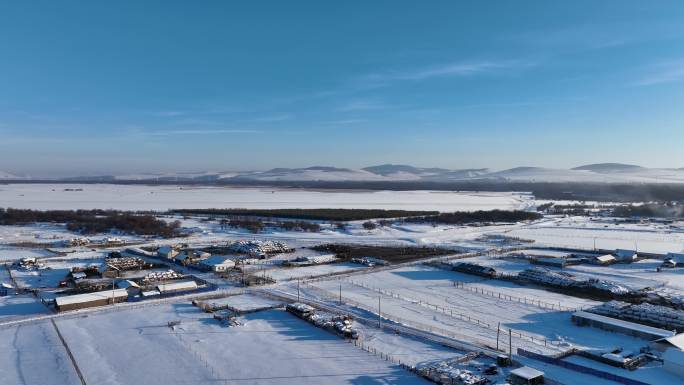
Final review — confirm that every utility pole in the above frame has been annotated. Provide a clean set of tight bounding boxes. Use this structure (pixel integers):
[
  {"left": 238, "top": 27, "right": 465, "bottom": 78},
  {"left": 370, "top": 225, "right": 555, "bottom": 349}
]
[
  {"left": 339, "top": 283, "right": 342, "bottom": 305},
  {"left": 508, "top": 328, "right": 513, "bottom": 361},
  {"left": 496, "top": 322, "right": 501, "bottom": 351},
  {"left": 378, "top": 296, "right": 381, "bottom": 328}
]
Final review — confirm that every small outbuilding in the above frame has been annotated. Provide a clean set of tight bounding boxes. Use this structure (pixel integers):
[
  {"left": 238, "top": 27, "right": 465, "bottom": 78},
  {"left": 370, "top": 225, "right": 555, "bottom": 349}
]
[
  {"left": 450, "top": 262, "right": 497, "bottom": 277},
  {"left": 650, "top": 334, "right": 684, "bottom": 353},
  {"left": 0, "top": 282, "right": 12, "bottom": 296},
  {"left": 614, "top": 249, "right": 637, "bottom": 262},
  {"left": 156, "top": 280, "right": 198, "bottom": 294},
  {"left": 592, "top": 254, "right": 617, "bottom": 265},
  {"left": 71, "top": 272, "right": 87, "bottom": 280},
  {"left": 158, "top": 245, "right": 179, "bottom": 259},
  {"left": 573, "top": 311, "right": 675, "bottom": 340},
  {"left": 199, "top": 256, "right": 235, "bottom": 272},
  {"left": 663, "top": 252, "right": 684, "bottom": 268},
  {"left": 117, "top": 280, "right": 142, "bottom": 296},
  {"left": 174, "top": 250, "right": 210, "bottom": 265},
  {"left": 508, "top": 366, "right": 544, "bottom": 385}
]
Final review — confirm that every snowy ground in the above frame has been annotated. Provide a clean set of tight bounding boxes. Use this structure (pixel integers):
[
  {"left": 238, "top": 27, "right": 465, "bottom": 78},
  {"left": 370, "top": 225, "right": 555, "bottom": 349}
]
[
  {"left": 0, "top": 184, "right": 533, "bottom": 211},
  {"left": 196, "top": 294, "right": 283, "bottom": 312},
  {"left": 265, "top": 262, "right": 365, "bottom": 282},
  {"left": 2, "top": 198, "right": 684, "bottom": 384},
  {"left": 307, "top": 265, "right": 651, "bottom": 356},
  {"left": 0, "top": 224, "right": 81, "bottom": 248},
  {"left": 503, "top": 216, "right": 684, "bottom": 253},
  {"left": 0, "top": 295, "right": 49, "bottom": 321},
  {"left": 0, "top": 246, "right": 57, "bottom": 262},
  {"left": 0, "top": 321, "right": 82, "bottom": 385},
  {"left": 46, "top": 304, "right": 431, "bottom": 385}
]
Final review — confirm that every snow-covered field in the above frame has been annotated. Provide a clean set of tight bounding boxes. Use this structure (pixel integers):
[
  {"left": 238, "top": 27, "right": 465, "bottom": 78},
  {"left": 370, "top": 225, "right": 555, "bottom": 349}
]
[
  {"left": 2, "top": 195, "right": 684, "bottom": 384},
  {"left": 503, "top": 216, "right": 684, "bottom": 253},
  {"left": 196, "top": 294, "right": 283, "bottom": 312},
  {"left": 0, "top": 321, "right": 82, "bottom": 385},
  {"left": 0, "top": 246, "right": 56, "bottom": 262},
  {"left": 45, "top": 304, "right": 430, "bottom": 385},
  {"left": 265, "top": 262, "right": 365, "bottom": 282},
  {"left": 0, "top": 184, "right": 532, "bottom": 211},
  {"left": 307, "top": 266, "right": 640, "bottom": 353}
]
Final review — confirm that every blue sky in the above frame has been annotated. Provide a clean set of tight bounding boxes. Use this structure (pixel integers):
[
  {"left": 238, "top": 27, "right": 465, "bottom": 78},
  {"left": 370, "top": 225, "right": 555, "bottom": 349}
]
[{"left": 1, "top": 1, "right": 684, "bottom": 175}]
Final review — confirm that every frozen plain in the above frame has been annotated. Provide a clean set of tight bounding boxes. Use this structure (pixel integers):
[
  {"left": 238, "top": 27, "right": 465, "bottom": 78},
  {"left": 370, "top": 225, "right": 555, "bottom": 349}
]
[
  {"left": 1, "top": 185, "right": 684, "bottom": 384},
  {"left": 2, "top": 304, "right": 431, "bottom": 385},
  {"left": 0, "top": 184, "right": 533, "bottom": 211}
]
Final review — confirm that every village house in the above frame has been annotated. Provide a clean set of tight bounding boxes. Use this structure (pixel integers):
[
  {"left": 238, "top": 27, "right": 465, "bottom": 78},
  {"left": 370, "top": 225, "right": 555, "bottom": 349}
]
[
  {"left": 174, "top": 250, "right": 210, "bottom": 265},
  {"left": 198, "top": 255, "right": 235, "bottom": 272},
  {"left": 157, "top": 245, "right": 179, "bottom": 259},
  {"left": 614, "top": 249, "right": 637, "bottom": 262}
]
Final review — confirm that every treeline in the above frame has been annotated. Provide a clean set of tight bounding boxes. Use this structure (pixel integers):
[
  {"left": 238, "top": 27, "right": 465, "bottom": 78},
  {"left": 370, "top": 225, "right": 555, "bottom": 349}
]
[
  {"left": 172, "top": 208, "right": 438, "bottom": 221},
  {"left": 613, "top": 204, "right": 684, "bottom": 218},
  {"left": 405, "top": 210, "right": 542, "bottom": 224},
  {"left": 0, "top": 208, "right": 181, "bottom": 238},
  {"left": 224, "top": 218, "right": 321, "bottom": 233},
  {"left": 312, "top": 244, "right": 453, "bottom": 263}
]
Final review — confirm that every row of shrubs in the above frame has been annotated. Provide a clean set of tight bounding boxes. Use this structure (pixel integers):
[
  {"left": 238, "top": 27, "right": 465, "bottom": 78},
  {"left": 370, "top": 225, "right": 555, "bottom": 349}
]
[
  {"left": 613, "top": 203, "right": 684, "bottom": 218},
  {"left": 219, "top": 210, "right": 541, "bottom": 233},
  {"left": 0, "top": 208, "right": 181, "bottom": 238},
  {"left": 171, "top": 208, "right": 438, "bottom": 221},
  {"left": 404, "top": 210, "right": 543, "bottom": 224},
  {"left": 223, "top": 218, "right": 321, "bottom": 233}
]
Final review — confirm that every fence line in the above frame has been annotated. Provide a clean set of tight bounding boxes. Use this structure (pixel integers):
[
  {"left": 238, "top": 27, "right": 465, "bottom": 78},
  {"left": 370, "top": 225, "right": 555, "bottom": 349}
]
[
  {"left": 518, "top": 348, "right": 651, "bottom": 385},
  {"left": 337, "top": 279, "right": 560, "bottom": 350},
  {"left": 301, "top": 281, "right": 562, "bottom": 355},
  {"left": 451, "top": 281, "right": 579, "bottom": 312}
]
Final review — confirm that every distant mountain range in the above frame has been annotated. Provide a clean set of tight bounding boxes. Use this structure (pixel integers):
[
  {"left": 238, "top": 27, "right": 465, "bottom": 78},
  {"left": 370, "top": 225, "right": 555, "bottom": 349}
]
[{"left": 4, "top": 163, "right": 684, "bottom": 184}]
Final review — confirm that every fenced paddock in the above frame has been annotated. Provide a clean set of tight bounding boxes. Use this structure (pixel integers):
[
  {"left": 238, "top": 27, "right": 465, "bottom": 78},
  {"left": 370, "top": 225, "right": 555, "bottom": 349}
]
[
  {"left": 48, "top": 304, "right": 432, "bottom": 385},
  {"left": 518, "top": 348, "right": 653, "bottom": 385}
]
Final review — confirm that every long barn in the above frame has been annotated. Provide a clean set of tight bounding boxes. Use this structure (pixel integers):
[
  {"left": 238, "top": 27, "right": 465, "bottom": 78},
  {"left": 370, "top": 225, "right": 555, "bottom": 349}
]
[{"left": 55, "top": 289, "right": 129, "bottom": 311}]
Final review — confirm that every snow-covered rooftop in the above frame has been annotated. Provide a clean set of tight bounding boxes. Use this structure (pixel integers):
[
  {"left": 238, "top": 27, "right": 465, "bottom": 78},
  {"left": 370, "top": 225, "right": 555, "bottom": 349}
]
[
  {"left": 156, "top": 280, "right": 198, "bottom": 293},
  {"left": 656, "top": 333, "right": 684, "bottom": 350},
  {"left": 574, "top": 311, "right": 675, "bottom": 339},
  {"left": 510, "top": 366, "right": 544, "bottom": 380},
  {"left": 55, "top": 289, "right": 129, "bottom": 307}
]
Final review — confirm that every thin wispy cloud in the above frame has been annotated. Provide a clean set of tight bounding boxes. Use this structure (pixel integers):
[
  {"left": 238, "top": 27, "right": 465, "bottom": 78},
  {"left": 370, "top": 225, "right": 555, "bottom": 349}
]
[
  {"left": 510, "top": 25, "right": 631, "bottom": 50},
  {"left": 635, "top": 60, "right": 684, "bottom": 86},
  {"left": 509, "top": 21, "right": 684, "bottom": 51},
  {"left": 137, "top": 129, "right": 260, "bottom": 136},
  {"left": 337, "top": 99, "right": 393, "bottom": 112},
  {"left": 322, "top": 118, "right": 369, "bottom": 125},
  {"left": 241, "top": 114, "right": 292, "bottom": 123},
  {"left": 151, "top": 110, "right": 187, "bottom": 117},
  {"left": 361, "top": 59, "right": 535, "bottom": 86},
  {"left": 449, "top": 99, "right": 584, "bottom": 111}
]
